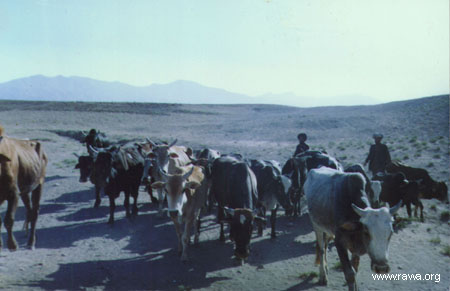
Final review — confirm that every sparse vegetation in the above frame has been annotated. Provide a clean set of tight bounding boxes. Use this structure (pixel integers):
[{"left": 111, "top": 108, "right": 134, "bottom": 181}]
[
  {"left": 440, "top": 211, "right": 450, "bottom": 222},
  {"left": 442, "top": 245, "right": 450, "bottom": 257},
  {"left": 333, "top": 261, "right": 343, "bottom": 270},
  {"left": 429, "top": 236, "right": 441, "bottom": 244},
  {"left": 299, "top": 271, "right": 318, "bottom": 280}
]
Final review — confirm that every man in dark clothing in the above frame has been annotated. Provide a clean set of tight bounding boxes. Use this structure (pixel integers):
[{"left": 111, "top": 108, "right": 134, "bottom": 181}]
[
  {"left": 293, "top": 133, "right": 310, "bottom": 157},
  {"left": 364, "top": 133, "right": 391, "bottom": 178}
]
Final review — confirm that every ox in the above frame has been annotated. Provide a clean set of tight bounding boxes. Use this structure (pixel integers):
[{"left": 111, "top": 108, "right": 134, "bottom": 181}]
[
  {"left": 145, "top": 139, "right": 193, "bottom": 216},
  {"left": 304, "top": 167, "right": 401, "bottom": 291},
  {"left": 386, "top": 161, "right": 448, "bottom": 203},
  {"left": 377, "top": 172, "right": 424, "bottom": 221},
  {"left": 90, "top": 145, "right": 144, "bottom": 224},
  {"left": 247, "top": 159, "right": 293, "bottom": 238},
  {"left": 0, "top": 128, "right": 48, "bottom": 250},
  {"left": 283, "top": 150, "right": 343, "bottom": 216},
  {"left": 151, "top": 164, "right": 208, "bottom": 261},
  {"left": 193, "top": 148, "right": 221, "bottom": 212},
  {"left": 210, "top": 156, "right": 264, "bottom": 261}
]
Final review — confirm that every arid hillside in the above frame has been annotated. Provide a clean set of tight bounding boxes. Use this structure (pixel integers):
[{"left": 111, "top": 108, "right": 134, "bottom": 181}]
[{"left": 0, "top": 95, "right": 448, "bottom": 291}]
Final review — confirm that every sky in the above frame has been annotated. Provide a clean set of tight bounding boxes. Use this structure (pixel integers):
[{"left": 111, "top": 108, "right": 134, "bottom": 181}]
[{"left": 0, "top": 0, "right": 448, "bottom": 106}]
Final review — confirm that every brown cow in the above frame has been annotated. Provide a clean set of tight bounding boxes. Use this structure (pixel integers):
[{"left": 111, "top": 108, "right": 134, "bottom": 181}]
[
  {"left": 0, "top": 126, "right": 48, "bottom": 250},
  {"left": 151, "top": 164, "right": 207, "bottom": 261}
]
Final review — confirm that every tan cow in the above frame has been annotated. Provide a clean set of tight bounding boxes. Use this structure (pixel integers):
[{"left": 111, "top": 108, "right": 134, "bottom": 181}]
[
  {"left": 151, "top": 163, "right": 208, "bottom": 261},
  {"left": 0, "top": 126, "right": 48, "bottom": 250},
  {"left": 145, "top": 139, "right": 194, "bottom": 216}
]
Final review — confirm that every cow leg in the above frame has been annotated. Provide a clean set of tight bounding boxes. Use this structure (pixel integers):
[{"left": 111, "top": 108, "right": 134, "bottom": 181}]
[
  {"left": 181, "top": 219, "right": 194, "bottom": 261},
  {"left": 418, "top": 201, "right": 424, "bottom": 222},
  {"left": 26, "top": 184, "right": 42, "bottom": 249},
  {"left": 123, "top": 191, "right": 131, "bottom": 218},
  {"left": 194, "top": 211, "right": 201, "bottom": 244},
  {"left": 156, "top": 188, "right": 165, "bottom": 217},
  {"left": 171, "top": 219, "right": 183, "bottom": 255},
  {"left": 218, "top": 207, "right": 226, "bottom": 242},
  {"left": 405, "top": 202, "right": 412, "bottom": 218},
  {"left": 335, "top": 237, "right": 358, "bottom": 291},
  {"left": 314, "top": 230, "right": 328, "bottom": 285},
  {"left": 20, "top": 193, "right": 32, "bottom": 234},
  {"left": 258, "top": 207, "right": 266, "bottom": 237},
  {"left": 270, "top": 207, "right": 277, "bottom": 238},
  {"left": 108, "top": 195, "right": 116, "bottom": 224},
  {"left": 131, "top": 184, "right": 139, "bottom": 216},
  {"left": 94, "top": 185, "right": 101, "bottom": 208},
  {"left": 351, "top": 254, "right": 360, "bottom": 273},
  {"left": 4, "top": 194, "right": 18, "bottom": 251}
]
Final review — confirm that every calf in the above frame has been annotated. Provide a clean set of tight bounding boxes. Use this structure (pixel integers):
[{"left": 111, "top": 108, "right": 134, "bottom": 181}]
[
  {"left": 0, "top": 128, "right": 48, "bottom": 250},
  {"left": 304, "top": 167, "right": 401, "bottom": 290}
]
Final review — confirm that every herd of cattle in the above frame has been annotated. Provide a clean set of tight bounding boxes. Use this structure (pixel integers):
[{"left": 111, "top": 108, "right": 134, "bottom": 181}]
[{"left": 0, "top": 127, "right": 448, "bottom": 290}]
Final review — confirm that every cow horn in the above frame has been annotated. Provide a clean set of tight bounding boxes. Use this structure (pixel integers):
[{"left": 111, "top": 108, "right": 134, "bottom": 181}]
[
  {"left": 158, "top": 168, "right": 170, "bottom": 179},
  {"left": 0, "top": 136, "right": 3, "bottom": 143},
  {"left": 88, "top": 145, "right": 99, "bottom": 157},
  {"left": 182, "top": 166, "right": 195, "bottom": 180},
  {"left": 168, "top": 139, "right": 178, "bottom": 148},
  {"left": 146, "top": 138, "right": 157, "bottom": 147},
  {"left": 389, "top": 200, "right": 402, "bottom": 215},
  {"left": 73, "top": 153, "right": 80, "bottom": 158},
  {"left": 351, "top": 203, "right": 368, "bottom": 217},
  {"left": 224, "top": 207, "right": 235, "bottom": 217}
]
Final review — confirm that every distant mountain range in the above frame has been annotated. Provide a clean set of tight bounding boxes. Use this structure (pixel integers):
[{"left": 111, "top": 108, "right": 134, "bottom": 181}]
[{"left": 0, "top": 75, "right": 378, "bottom": 107}]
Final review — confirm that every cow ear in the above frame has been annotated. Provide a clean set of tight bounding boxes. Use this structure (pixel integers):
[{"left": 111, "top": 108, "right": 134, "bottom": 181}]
[
  {"left": 185, "top": 181, "right": 201, "bottom": 190},
  {"left": 151, "top": 181, "right": 166, "bottom": 189},
  {"left": 339, "top": 221, "right": 362, "bottom": 232},
  {"left": 75, "top": 164, "right": 80, "bottom": 169},
  {"left": 169, "top": 152, "right": 179, "bottom": 158},
  {"left": 0, "top": 154, "right": 11, "bottom": 163},
  {"left": 147, "top": 152, "right": 156, "bottom": 159}
]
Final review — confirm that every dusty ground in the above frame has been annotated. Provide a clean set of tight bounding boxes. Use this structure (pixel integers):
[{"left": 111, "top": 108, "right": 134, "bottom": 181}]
[{"left": 0, "top": 95, "right": 448, "bottom": 290}]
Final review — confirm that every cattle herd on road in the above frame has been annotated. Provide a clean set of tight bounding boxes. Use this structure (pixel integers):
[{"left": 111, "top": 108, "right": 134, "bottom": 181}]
[{"left": 0, "top": 126, "right": 448, "bottom": 290}]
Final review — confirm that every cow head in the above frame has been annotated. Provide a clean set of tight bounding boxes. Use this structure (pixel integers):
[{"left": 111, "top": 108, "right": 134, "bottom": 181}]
[
  {"left": 433, "top": 182, "right": 448, "bottom": 203},
  {"left": 91, "top": 151, "right": 114, "bottom": 188},
  {"left": 74, "top": 155, "right": 94, "bottom": 183},
  {"left": 146, "top": 138, "right": 178, "bottom": 173},
  {"left": 343, "top": 202, "right": 401, "bottom": 274},
  {"left": 223, "top": 207, "right": 266, "bottom": 260},
  {"left": 151, "top": 166, "right": 199, "bottom": 218}
]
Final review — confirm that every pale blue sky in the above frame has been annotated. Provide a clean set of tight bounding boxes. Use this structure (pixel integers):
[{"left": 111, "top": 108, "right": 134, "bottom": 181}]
[{"left": 0, "top": 0, "right": 448, "bottom": 106}]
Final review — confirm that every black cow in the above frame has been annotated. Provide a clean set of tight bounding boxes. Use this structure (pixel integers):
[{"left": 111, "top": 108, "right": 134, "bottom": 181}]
[
  {"left": 90, "top": 145, "right": 145, "bottom": 224},
  {"left": 247, "top": 159, "right": 293, "bottom": 238},
  {"left": 193, "top": 148, "right": 221, "bottom": 212},
  {"left": 345, "top": 164, "right": 377, "bottom": 206},
  {"left": 282, "top": 150, "right": 343, "bottom": 216},
  {"left": 386, "top": 161, "right": 448, "bottom": 203},
  {"left": 305, "top": 167, "right": 401, "bottom": 290},
  {"left": 377, "top": 172, "right": 425, "bottom": 221},
  {"left": 210, "top": 156, "right": 264, "bottom": 260},
  {"left": 74, "top": 155, "right": 94, "bottom": 183}
]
